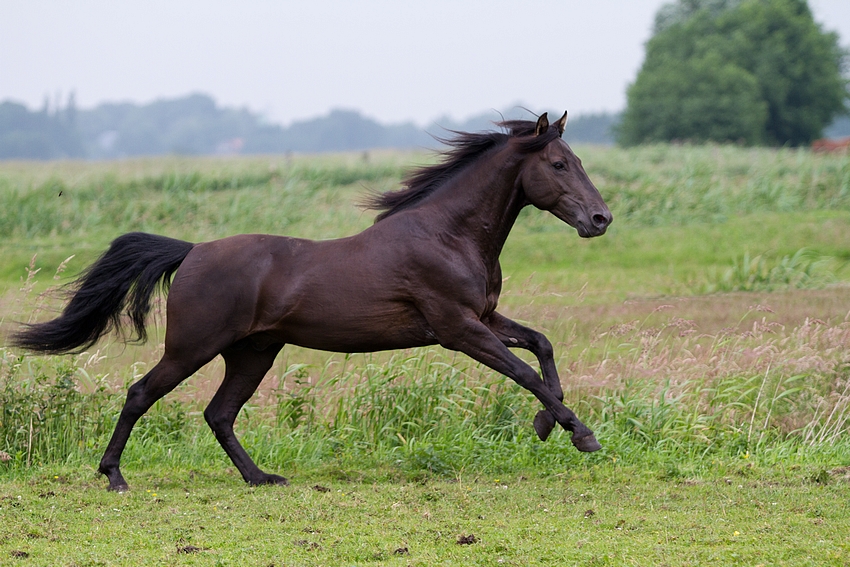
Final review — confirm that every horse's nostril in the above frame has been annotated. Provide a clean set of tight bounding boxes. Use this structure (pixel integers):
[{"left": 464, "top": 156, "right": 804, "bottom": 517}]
[{"left": 592, "top": 213, "right": 611, "bottom": 228}]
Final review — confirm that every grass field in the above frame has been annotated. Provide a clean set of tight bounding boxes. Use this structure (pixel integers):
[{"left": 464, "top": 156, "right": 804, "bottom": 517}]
[{"left": 1, "top": 143, "right": 849, "bottom": 565}]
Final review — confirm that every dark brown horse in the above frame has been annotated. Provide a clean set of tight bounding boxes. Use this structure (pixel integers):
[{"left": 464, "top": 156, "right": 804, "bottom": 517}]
[{"left": 12, "top": 112, "right": 612, "bottom": 491}]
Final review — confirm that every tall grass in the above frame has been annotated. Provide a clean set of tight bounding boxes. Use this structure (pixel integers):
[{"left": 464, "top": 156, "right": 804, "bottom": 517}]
[
  {"left": 580, "top": 143, "right": 850, "bottom": 226},
  {"left": 0, "top": 163, "right": 402, "bottom": 241},
  {"left": 1, "top": 145, "right": 849, "bottom": 479},
  {"left": 698, "top": 248, "right": 839, "bottom": 293},
  {"left": 0, "top": 145, "right": 848, "bottom": 243},
  {"left": 0, "top": 349, "right": 117, "bottom": 467},
  {"left": 2, "top": 307, "right": 847, "bottom": 476}
]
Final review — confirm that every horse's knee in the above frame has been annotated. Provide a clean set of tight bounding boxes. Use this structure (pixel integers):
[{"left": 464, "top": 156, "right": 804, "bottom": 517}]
[{"left": 535, "top": 335, "right": 554, "bottom": 360}]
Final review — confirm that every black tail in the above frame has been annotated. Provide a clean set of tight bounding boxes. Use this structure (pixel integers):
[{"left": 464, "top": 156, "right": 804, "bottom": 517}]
[{"left": 12, "top": 232, "right": 194, "bottom": 355}]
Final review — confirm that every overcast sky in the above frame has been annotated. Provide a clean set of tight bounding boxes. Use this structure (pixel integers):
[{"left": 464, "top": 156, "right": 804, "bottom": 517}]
[{"left": 1, "top": 0, "right": 848, "bottom": 127}]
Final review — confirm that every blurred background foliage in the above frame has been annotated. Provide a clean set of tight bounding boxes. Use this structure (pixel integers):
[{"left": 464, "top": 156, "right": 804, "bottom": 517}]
[{"left": 618, "top": 0, "right": 849, "bottom": 146}]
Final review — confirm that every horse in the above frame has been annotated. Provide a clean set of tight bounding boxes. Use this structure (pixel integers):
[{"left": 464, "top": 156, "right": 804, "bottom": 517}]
[{"left": 12, "top": 111, "right": 612, "bottom": 491}]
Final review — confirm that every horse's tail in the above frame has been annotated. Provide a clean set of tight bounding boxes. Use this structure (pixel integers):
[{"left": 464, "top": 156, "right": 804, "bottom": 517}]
[{"left": 11, "top": 232, "right": 195, "bottom": 355}]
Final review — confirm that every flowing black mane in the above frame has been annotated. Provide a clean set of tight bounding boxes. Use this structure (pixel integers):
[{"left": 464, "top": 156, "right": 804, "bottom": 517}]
[{"left": 368, "top": 119, "right": 562, "bottom": 222}]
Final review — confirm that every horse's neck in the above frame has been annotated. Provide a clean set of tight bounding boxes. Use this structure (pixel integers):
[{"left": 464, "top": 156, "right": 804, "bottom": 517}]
[{"left": 435, "top": 151, "right": 526, "bottom": 263}]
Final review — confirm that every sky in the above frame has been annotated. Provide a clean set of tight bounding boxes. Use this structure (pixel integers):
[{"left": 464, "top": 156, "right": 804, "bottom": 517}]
[{"left": 1, "top": 0, "right": 848, "bottom": 127}]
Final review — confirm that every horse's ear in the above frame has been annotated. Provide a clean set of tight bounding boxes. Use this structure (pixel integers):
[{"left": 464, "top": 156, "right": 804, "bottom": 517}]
[
  {"left": 534, "top": 112, "right": 549, "bottom": 136},
  {"left": 555, "top": 111, "right": 568, "bottom": 136}
]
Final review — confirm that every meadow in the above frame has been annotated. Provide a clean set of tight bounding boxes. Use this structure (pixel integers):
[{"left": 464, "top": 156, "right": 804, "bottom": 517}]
[{"left": 0, "top": 144, "right": 849, "bottom": 565}]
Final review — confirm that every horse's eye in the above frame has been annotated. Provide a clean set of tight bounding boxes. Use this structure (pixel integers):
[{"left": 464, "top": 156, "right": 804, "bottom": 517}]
[{"left": 553, "top": 161, "right": 567, "bottom": 171}]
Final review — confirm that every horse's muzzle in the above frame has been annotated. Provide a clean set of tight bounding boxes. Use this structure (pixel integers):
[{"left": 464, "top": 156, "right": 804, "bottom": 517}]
[{"left": 578, "top": 210, "right": 613, "bottom": 238}]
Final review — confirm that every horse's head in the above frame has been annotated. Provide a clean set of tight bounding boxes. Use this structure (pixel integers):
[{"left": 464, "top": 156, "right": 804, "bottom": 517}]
[{"left": 518, "top": 112, "right": 612, "bottom": 238}]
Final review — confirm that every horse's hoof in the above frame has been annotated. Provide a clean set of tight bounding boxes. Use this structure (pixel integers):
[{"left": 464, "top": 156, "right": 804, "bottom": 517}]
[
  {"left": 268, "top": 474, "right": 290, "bottom": 486},
  {"left": 533, "top": 410, "right": 556, "bottom": 441},
  {"left": 571, "top": 432, "right": 602, "bottom": 452},
  {"left": 100, "top": 468, "right": 129, "bottom": 492},
  {"left": 250, "top": 474, "right": 289, "bottom": 486}
]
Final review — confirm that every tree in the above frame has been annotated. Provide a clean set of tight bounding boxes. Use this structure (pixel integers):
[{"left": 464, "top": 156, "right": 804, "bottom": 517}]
[
  {"left": 618, "top": 0, "right": 848, "bottom": 146},
  {"left": 0, "top": 101, "right": 85, "bottom": 159},
  {"left": 653, "top": 0, "right": 742, "bottom": 34}
]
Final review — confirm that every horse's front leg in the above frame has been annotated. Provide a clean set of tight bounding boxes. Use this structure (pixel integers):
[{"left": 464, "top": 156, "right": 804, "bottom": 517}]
[
  {"left": 436, "top": 314, "right": 600, "bottom": 452},
  {"left": 483, "top": 311, "right": 562, "bottom": 442}
]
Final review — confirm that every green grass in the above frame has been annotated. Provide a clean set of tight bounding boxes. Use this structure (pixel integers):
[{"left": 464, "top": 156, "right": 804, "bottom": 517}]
[
  {"left": 1, "top": 144, "right": 850, "bottom": 565},
  {"left": 2, "top": 465, "right": 849, "bottom": 566}
]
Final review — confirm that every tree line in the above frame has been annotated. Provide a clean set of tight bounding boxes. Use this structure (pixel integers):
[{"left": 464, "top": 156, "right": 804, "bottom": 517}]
[{"left": 0, "top": 94, "right": 620, "bottom": 160}]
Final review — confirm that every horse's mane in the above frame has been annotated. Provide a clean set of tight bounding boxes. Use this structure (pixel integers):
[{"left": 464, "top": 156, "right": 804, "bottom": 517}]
[{"left": 367, "top": 119, "right": 561, "bottom": 222}]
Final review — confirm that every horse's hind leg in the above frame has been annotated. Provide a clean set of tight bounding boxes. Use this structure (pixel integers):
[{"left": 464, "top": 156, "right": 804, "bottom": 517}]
[
  {"left": 98, "top": 356, "right": 207, "bottom": 491},
  {"left": 204, "top": 342, "right": 286, "bottom": 486}
]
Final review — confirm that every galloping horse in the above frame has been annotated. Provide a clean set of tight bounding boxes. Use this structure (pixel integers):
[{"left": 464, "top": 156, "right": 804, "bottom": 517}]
[{"left": 13, "top": 112, "right": 612, "bottom": 491}]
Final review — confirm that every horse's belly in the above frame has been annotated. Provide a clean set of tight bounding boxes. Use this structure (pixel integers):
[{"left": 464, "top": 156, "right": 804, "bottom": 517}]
[
  {"left": 272, "top": 303, "right": 438, "bottom": 353},
  {"left": 282, "top": 323, "right": 438, "bottom": 353},
  {"left": 289, "top": 332, "right": 437, "bottom": 354}
]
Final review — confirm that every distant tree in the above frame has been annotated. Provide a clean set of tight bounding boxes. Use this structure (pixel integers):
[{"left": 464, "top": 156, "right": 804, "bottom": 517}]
[
  {"left": 0, "top": 100, "right": 85, "bottom": 159},
  {"left": 76, "top": 94, "right": 264, "bottom": 157},
  {"left": 619, "top": 0, "right": 848, "bottom": 146},
  {"left": 561, "top": 113, "right": 621, "bottom": 145},
  {"left": 652, "top": 0, "right": 741, "bottom": 34},
  {"left": 246, "top": 109, "right": 432, "bottom": 153},
  {"left": 65, "top": 91, "right": 78, "bottom": 128}
]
